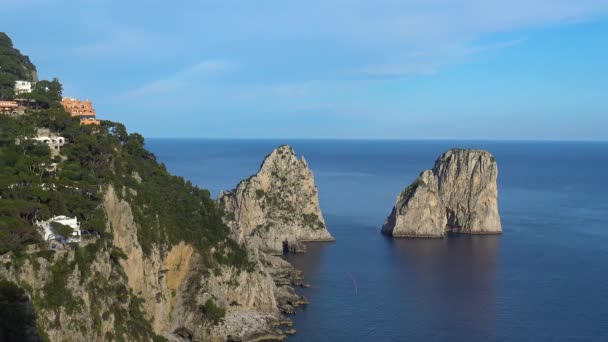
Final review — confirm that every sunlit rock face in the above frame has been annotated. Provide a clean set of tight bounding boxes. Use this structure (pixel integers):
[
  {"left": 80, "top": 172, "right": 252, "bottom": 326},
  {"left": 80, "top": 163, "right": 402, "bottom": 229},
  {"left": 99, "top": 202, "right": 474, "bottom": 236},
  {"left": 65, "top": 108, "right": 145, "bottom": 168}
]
[
  {"left": 219, "top": 145, "right": 334, "bottom": 254},
  {"left": 382, "top": 149, "right": 502, "bottom": 237}
]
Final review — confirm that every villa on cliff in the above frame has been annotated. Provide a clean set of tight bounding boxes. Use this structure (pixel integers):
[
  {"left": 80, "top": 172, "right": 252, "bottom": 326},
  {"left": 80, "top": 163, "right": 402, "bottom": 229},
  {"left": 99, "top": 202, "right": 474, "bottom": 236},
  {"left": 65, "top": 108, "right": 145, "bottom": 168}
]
[
  {"left": 61, "top": 97, "right": 101, "bottom": 125},
  {"left": 16, "top": 128, "right": 66, "bottom": 157},
  {"left": 14, "top": 80, "right": 33, "bottom": 95},
  {"left": 30, "top": 128, "right": 67, "bottom": 157},
  {"left": 35, "top": 215, "right": 83, "bottom": 244}
]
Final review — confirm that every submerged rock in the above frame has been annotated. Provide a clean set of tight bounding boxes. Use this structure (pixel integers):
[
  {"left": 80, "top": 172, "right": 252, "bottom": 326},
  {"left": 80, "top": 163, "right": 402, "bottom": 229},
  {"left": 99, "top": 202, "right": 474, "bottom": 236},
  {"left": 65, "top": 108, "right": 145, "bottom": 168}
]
[
  {"left": 382, "top": 149, "right": 502, "bottom": 237},
  {"left": 219, "top": 145, "right": 334, "bottom": 254}
]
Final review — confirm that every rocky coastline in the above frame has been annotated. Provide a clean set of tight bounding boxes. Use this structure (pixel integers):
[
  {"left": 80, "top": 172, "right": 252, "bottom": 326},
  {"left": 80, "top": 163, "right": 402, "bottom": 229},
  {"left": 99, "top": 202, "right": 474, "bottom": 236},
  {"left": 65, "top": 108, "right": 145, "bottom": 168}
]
[{"left": 211, "top": 144, "right": 334, "bottom": 341}]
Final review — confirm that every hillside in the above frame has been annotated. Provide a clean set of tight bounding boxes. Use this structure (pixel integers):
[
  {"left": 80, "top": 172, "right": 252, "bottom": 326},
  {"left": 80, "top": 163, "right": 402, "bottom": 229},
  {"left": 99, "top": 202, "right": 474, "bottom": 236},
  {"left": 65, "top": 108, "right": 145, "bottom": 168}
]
[
  {"left": 0, "top": 33, "right": 37, "bottom": 99},
  {"left": 0, "top": 80, "right": 253, "bottom": 341},
  {"left": 0, "top": 34, "right": 303, "bottom": 341}
]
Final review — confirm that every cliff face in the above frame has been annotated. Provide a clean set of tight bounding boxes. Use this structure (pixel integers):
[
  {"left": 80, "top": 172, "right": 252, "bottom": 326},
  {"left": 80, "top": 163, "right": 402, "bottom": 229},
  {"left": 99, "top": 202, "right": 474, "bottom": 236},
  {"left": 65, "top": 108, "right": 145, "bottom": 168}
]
[
  {"left": 103, "top": 185, "right": 288, "bottom": 341},
  {"left": 0, "top": 185, "right": 296, "bottom": 342},
  {"left": 218, "top": 145, "right": 334, "bottom": 254},
  {"left": 382, "top": 149, "right": 502, "bottom": 237},
  {"left": 0, "top": 31, "right": 304, "bottom": 341},
  {"left": 103, "top": 185, "right": 187, "bottom": 335},
  {"left": 0, "top": 236, "right": 154, "bottom": 341},
  {"left": 0, "top": 32, "right": 38, "bottom": 100}
]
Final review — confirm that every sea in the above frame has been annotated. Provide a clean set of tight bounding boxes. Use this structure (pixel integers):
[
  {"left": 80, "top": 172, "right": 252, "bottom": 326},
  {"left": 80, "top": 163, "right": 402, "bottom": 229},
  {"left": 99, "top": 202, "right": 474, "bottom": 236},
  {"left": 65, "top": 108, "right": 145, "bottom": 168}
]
[{"left": 147, "top": 139, "right": 608, "bottom": 342}]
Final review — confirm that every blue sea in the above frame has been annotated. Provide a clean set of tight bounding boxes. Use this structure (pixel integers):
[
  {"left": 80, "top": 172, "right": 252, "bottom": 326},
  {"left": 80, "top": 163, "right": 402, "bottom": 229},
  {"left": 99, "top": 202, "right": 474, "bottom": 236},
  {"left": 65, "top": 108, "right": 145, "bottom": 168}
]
[{"left": 147, "top": 139, "right": 608, "bottom": 342}]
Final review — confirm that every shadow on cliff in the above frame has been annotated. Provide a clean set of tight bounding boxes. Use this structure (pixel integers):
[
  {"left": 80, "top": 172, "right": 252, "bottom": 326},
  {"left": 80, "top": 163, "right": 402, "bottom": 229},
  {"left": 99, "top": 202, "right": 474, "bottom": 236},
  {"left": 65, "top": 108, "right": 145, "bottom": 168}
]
[{"left": 0, "top": 280, "right": 42, "bottom": 342}]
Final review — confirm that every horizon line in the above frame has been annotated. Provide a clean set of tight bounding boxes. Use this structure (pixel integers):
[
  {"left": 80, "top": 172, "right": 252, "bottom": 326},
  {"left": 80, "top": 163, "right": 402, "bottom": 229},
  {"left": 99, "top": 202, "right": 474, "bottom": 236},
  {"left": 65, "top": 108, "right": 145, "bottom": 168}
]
[{"left": 143, "top": 136, "right": 608, "bottom": 143}]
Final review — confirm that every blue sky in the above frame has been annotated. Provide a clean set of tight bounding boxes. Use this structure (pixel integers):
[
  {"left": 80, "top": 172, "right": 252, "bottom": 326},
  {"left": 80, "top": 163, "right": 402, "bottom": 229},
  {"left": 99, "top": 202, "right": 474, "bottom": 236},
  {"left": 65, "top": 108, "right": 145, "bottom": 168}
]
[{"left": 3, "top": 0, "right": 608, "bottom": 140}]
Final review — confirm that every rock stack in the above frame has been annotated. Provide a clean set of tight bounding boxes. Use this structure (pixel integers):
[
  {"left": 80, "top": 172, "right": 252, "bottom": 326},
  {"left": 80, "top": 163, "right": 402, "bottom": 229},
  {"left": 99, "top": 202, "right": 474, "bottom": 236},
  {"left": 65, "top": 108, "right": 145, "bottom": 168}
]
[
  {"left": 382, "top": 149, "right": 502, "bottom": 237},
  {"left": 219, "top": 145, "right": 334, "bottom": 254}
]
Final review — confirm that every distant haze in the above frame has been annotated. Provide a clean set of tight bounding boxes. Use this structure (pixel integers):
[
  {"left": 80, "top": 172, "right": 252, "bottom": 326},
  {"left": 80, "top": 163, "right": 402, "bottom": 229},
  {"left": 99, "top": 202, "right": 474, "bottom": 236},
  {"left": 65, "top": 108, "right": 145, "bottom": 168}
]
[{"left": 4, "top": 1, "right": 608, "bottom": 140}]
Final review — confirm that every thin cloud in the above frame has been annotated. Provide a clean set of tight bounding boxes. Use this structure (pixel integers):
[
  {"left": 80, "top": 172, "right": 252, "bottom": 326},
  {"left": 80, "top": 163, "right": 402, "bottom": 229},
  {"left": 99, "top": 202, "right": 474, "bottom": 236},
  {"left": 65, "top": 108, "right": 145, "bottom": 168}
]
[
  {"left": 188, "top": 60, "right": 231, "bottom": 73},
  {"left": 25, "top": 0, "right": 606, "bottom": 140},
  {"left": 74, "top": 30, "right": 156, "bottom": 56},
  {"left": 126, "top": 59, "right": 234, "bottom": 97},
  {"left": 360, "top": 62, "right": 439, "bottom": 77},
  {"left": 269, "top": 82, "right": 315, "bottom": 97},
  {"left": 359, "top": 37, "right": 526, "bottom": 77},
  {"left": 1, "top": 0, "right": 48, "bottom": 9},
  {"left": 50, "top": 1, "right": 608, "bottom": 79}
]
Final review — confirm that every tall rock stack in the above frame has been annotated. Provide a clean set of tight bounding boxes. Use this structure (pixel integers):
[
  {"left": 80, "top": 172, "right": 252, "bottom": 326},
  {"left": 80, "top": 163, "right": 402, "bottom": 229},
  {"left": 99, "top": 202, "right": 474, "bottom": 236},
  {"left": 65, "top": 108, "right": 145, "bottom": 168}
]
[
  {"left": 382, "top": 149, "right": 502, "bottom": 237},
  {"left": 219, "top": 145, "right": 334, "bottom": 254}
]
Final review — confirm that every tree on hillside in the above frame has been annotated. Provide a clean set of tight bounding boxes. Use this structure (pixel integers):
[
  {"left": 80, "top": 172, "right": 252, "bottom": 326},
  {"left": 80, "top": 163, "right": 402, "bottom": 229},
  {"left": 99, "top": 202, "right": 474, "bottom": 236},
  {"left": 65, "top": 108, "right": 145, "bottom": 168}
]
[
  {"left": 0, "top": 32, "right": 37, "bottom": 100},
  {"left": 21, "top": 78, "right": 63, "bottom": 107},
  {"left": 52, "top": 222, "right": 74, "bottom": 237},
  {"left": 0, "top": 73, "right": 15, "bottom": 99}
]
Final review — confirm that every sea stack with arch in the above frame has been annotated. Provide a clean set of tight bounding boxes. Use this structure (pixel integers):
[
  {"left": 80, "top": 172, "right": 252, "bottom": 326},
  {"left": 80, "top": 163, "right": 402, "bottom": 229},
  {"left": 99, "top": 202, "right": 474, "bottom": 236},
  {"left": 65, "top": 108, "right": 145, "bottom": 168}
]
[
  {"left": 219, "top": 144, "right": 334, "bottom": 254},
  {"left": 382, "top": 148, "right": 502, "bottom": 238}
]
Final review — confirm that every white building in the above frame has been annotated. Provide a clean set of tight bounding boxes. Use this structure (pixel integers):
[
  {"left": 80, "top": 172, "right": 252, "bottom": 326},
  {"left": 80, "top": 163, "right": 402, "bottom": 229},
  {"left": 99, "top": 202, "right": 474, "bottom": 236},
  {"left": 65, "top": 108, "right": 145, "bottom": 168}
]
[
  {"left": 35, "top": 215, "right": 82, "bottom": 243},
  {"left": 14, "top": 80, "right": 33, "bottom": 95},
  {"left": 31, "top": 128, "right": 67, "bottom": 157}
]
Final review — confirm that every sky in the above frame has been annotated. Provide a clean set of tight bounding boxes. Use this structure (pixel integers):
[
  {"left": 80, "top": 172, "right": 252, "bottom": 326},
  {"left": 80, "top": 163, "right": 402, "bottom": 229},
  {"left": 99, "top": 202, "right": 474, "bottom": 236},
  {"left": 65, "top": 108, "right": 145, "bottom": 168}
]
[{"left": 3, "top": 0, "right": 608, "bottom": 140}]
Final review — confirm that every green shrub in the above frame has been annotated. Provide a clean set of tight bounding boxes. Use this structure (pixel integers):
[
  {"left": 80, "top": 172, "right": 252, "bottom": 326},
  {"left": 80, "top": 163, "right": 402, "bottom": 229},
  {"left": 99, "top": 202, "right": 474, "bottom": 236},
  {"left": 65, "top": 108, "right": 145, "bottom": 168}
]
[
  {"left": 42, "top": 257, "right": 81, "bottom": 312},
  {"left": 74, "top": 240, "right": 102, "bottom": 279},
  {"left": 302, "top": 213, "right": 324, "bottom": 230},
  {"left": 200, "top": 299, "right": 225, "bottom": 324},
  {"left": 110, "top": 247, "right": 128, "bottom": 264},
  {"left": 52, "top": 222, "right": 73, "bottom": 237},
  {"left": 36, "top": 250, "right": 55, "bottom": 261}
]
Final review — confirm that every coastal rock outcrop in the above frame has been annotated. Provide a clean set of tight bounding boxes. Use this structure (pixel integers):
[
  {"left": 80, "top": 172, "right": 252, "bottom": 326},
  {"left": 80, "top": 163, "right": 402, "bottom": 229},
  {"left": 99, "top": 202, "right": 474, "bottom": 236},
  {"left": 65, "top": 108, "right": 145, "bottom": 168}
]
[
  {"left": 1, "top": 31, "right": 311, "bottom": 341},
  {"left": 103, "top": 186, "right": 291, "bottom": 342},
  {"left": 219, "top": 145, "right": 334, "bottom": 254},
  {"left": 0, "top": 184, "right": 299, "bottom": 342},
  {"left": 382, "top": 149, "right": 502, "bottom": 237}
]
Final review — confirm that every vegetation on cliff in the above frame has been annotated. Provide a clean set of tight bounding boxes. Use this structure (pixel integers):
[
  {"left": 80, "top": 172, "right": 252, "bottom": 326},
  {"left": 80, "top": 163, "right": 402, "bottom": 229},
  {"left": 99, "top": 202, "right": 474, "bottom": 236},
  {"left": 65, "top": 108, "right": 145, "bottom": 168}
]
[
  {"left": 0, "top": 81, "right": 249, "bottom": 268},
  {"left": 0, "top": 32, "right": 37, "bottom": 99},
  {"left": 0, "top": 32, "right": 251, "bottom": 340}
]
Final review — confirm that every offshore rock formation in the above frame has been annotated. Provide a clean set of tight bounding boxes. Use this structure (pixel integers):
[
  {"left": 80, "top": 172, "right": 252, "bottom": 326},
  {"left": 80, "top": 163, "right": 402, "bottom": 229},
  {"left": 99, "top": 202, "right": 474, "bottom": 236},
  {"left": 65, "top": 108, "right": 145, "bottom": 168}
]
[
  {"left": 219, "top": 145, "right": 334, "bottom": 254},
  {"left": 382, "top": 149, "right": 502, "bottom": 237}
]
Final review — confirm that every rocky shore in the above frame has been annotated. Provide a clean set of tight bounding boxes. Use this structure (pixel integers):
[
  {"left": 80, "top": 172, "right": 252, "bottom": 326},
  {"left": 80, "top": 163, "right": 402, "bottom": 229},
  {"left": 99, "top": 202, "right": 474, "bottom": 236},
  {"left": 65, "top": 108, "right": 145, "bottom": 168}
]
[
  {"left": 211, "top": 145, "right": 334, "bottom": 341},
  {"left": 0, "top": 144, "right": 328, "bottom": 342}
]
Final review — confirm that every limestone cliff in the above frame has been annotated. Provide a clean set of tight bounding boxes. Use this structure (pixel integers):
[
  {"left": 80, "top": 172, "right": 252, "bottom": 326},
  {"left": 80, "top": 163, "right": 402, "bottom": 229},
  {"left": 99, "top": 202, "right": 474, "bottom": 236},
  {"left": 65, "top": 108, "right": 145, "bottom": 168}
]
[
  {"left": 218, "top": 145, "right": 334, "bottom": 254},
  {"left": 0, "top": 32, "right": 306, "bottom": 340},
  {"left": 0, "top": 238, "right": 156, "bottom": 341},
  {"left": 0, "top": 185, "right": 301, "bottom": 341},
  {"left": 382, "top": 149, "right": 502, "bottom": 237},
  {"left": 103, "top": 185, "right": 294, "bottom": 341}
]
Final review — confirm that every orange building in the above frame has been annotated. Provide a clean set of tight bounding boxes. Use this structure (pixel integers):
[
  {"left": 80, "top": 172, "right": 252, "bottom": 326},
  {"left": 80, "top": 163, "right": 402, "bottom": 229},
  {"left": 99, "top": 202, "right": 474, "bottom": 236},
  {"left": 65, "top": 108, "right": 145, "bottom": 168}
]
[
  {"left": 61, "top": 98, "right": 101, "bottom": 125},
  {"left": 0, "top": 100, "right": 19, "bottom": 116},
  {"left": 0, "top": 100, "right": 18, "bottom": 110}
]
